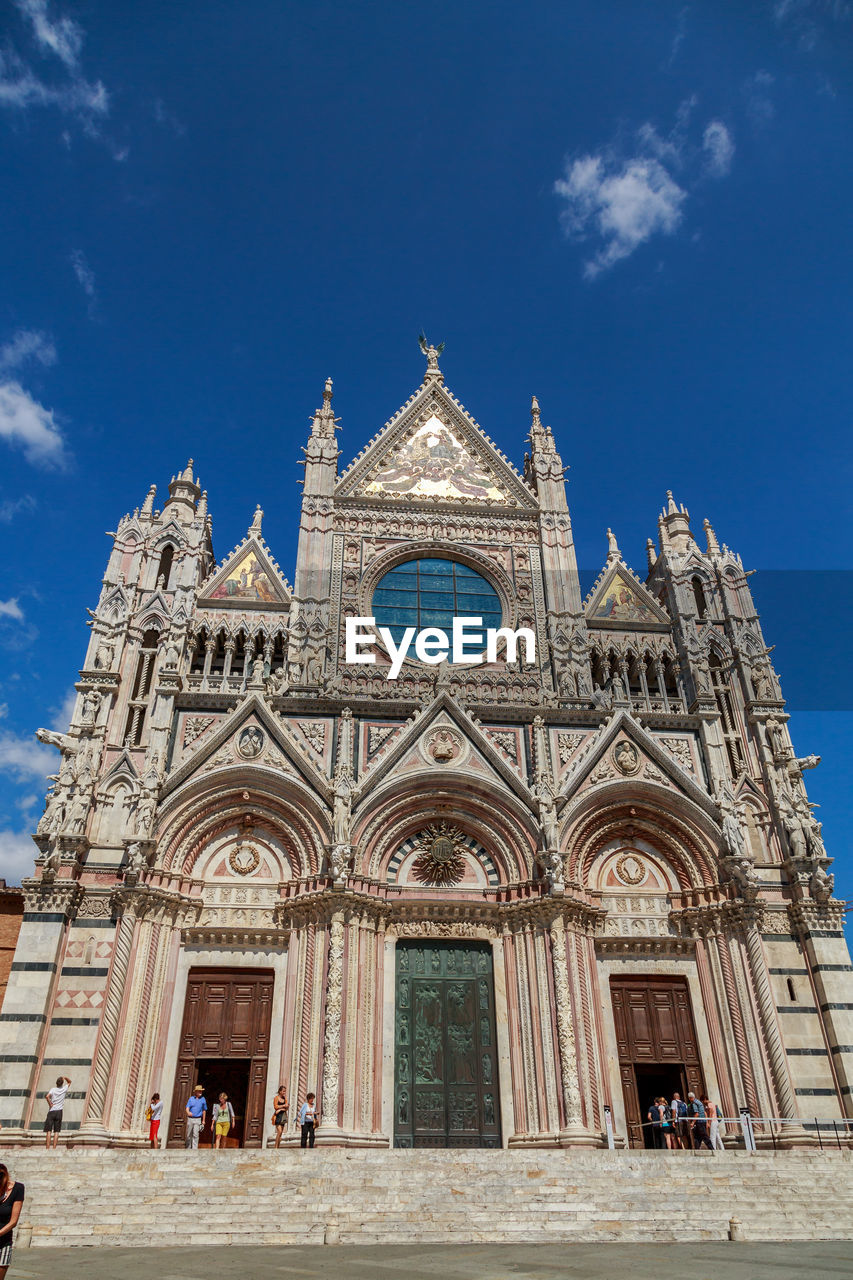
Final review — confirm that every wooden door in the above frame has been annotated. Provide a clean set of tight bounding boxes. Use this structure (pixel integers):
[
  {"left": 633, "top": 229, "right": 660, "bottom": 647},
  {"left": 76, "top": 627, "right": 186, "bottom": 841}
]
[
  {"left": 168, "top": 968, "right": 274, "bottom": 1147},
  {"left": 394, "top": 941, "right": 500, "bottom": 1148},
  {"left": 610, "top": 976, "right": 706, "bottom": 1145}
]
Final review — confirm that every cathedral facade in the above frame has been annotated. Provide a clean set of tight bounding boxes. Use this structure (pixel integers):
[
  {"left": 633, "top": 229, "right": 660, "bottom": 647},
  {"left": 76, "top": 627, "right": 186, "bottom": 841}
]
[{"left": 1, "top": 348, "right": 851, "bottom": 1149}]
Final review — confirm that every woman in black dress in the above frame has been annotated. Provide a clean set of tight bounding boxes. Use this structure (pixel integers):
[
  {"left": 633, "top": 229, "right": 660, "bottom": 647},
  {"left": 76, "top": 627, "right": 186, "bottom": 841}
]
[{"left": 0, "top": 1164, "right": 24, "bottom": 1278}]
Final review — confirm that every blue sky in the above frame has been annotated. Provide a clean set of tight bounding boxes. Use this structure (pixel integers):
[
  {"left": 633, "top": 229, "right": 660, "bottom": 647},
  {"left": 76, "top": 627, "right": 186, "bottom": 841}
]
[{"left": 0, "top": 0, "right": 850, "bottom": 892}]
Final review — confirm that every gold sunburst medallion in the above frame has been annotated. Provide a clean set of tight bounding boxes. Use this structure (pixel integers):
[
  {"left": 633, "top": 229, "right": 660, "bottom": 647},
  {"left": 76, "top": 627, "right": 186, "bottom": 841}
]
[{"left": 411, "top": 822, "right": 468, "bottom": 887}]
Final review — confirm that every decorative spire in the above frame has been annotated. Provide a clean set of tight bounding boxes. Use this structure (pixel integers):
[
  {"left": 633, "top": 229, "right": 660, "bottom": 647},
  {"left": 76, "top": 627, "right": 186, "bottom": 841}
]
[
  {"left": 703, "top": 517, "right": 720, "bottom": 555},
  {"left": 531, "top": 395, "right": 542, "bottom": 428},
  {"left": 605, "top": 528, "right": 621, "bottom": 562},
  {"left": 310, "top": 376, "right": 339, "bottom": 438},
  {"left": 659, "top": 490, "right": 692, "bottom": 554},
  {"left": 657, "top": 515, "right": 671, "bottom": 551},
  {"left": 197, "top": 490, "right": 208, "bottom": 520},
  {"left": 646, "top": 537, "right": 657, "bottom": 571},
  {"left": 249, "top": 504, "right": 263, "bottom": 536},
  {"left": 165, "top": 457, "right": 201, "bottom": 522},
  {"left": 140, "top": 484, "right": 156, "bottom": 517}
]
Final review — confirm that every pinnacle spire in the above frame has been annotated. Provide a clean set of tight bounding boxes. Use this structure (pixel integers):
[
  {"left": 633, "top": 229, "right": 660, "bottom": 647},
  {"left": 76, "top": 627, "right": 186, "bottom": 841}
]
[
  {"left": 703, "top": 517, "right": 720, "bottom": 555},
  {"left": 646, "top": 537, "right": 657, "bottom": 571},
  {"left": 140, "top": 483, "right": 156, "bottom": 517}
]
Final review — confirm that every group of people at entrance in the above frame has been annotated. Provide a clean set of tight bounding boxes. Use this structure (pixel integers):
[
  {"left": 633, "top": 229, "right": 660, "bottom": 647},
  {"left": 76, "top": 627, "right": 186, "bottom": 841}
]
[
  {"left": 172, "top": 1083, "right": 319, "bottom": 1149},
  {"left": 647, "top": 1092, "right": 725, "bottom": 1151}
]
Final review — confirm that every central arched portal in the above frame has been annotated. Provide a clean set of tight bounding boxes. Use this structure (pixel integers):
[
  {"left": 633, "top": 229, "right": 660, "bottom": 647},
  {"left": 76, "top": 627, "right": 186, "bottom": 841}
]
[{"left": 393, "top": 940, "right": 501, "bottom": 1148}]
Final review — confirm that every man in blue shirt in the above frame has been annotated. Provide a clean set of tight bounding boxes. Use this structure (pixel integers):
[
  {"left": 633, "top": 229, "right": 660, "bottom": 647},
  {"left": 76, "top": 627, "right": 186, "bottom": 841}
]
[{"left": 185, "top": 1085, "right": 207, "bottom": 1149}]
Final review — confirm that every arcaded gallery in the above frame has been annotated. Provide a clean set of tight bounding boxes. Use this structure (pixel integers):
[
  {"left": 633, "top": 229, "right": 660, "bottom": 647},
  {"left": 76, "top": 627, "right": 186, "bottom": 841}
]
[{"left": 1, "top": 346, "right": 850, "bottom": 1149}]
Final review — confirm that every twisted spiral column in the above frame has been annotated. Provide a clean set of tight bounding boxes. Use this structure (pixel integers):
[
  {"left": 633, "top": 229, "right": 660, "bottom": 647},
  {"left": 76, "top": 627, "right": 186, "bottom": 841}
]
[
  {"left": 321, "top": 911, "right": 345, "bottom": 1128},
  {"left": 82, "top": 908, "right": 136, "bottom": 1125},
  {"left": 743, "top": 919, "right": 798, "bottom": 1118}
]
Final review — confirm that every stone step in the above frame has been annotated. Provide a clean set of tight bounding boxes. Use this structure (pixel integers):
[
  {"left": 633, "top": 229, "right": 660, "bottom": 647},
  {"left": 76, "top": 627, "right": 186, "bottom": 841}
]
[{"left": 3, "top": 1147, "right": 851, "bottom": 1247}]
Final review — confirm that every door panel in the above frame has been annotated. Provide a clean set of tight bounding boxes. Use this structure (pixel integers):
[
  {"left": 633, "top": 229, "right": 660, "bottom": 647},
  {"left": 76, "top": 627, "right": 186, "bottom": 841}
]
[
  {"left": 395, "top": 942, "right": 500, "bottom": 1149},
  {"left": 610, "top": 976, "right": 707, "bottom": 1148},
  {"left": 168, "top": 967, "right": 275, "bottom": 1147}
]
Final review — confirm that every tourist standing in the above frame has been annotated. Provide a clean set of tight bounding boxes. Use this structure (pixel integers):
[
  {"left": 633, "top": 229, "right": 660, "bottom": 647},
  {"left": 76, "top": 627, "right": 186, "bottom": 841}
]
[
  {"left": 0, "top": 1163, "right": 24, "bottom": 1279},
  {"left": 272, "top": 1084, "right": 289, "bottom": 1148},
  {"left": 185, "top": 1084, "right": 207, "bottom": 1149},
  {"left": 148, "top": 1093, "right": 163, "bottom": 1148},
  {"left": 670, "top": 1092, "right": 689, "bottom": 1149},
  {"left": 212, "top": 1093, "right": 235, "bottom": 1149},
  {"left": 687, "top": 1092, "right": 712, "bottom": 1150},
  {"left": 43, "top": 1075, "right": 71, "bottom": 1149},
  {"left": 299, "top": 1093, "right": 318, "bottom": 1148},
  {"left": 703, "top": 1096, "right": 725, "bottom": 1151}
]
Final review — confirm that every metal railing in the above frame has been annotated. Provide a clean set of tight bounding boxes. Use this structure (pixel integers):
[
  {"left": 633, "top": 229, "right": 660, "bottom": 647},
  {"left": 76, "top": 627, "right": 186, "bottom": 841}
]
[{"left": 625, "top": 1113, "right": 853, "bottom": 1152}]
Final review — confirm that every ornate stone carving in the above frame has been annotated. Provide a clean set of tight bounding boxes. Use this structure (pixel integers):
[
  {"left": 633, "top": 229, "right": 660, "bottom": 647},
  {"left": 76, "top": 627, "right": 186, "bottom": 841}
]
[
  {"left": 367, "top": 723, "right": 396, "bottom": 758},
  {"left": 237, "top": 726, "right": 265, "bottom": 759},
  {"left": 321, "top": 913, "right": 345, "bottom": 1126},
  {"left": 410, "top": 822, "right": 468, "bottom": 887},
  {"left": 549, "top": 922, "right": 583, "bottom": 1127},
  {"left": 557, "top": 731, "right": 585, "bottom": 765},
  {"left": 183, "top": 716, "right": 213, "bottom": 747},
  {"left": 660, "top": 736, "right": 694, "bottom": 773},
  {"left": 300, "top": 721, "right": 326, "bottom": 755},
  {"left": 229, "top": 841, "right": 261, "bottom": 876},
  {"left": 612, "top": 741, "right": 640, "bottom": 776},
  {"left": 425, "top": 727, "right": 461, "bottom": 763},
  {"left": 615, "top": 852, "right": 646, "bottom": 886}
]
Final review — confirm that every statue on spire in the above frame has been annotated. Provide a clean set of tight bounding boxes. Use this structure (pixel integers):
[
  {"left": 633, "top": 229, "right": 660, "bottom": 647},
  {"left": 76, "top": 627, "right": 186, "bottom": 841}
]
[{"left": 418, "top": 332, "right": 445, "bottom": 379}]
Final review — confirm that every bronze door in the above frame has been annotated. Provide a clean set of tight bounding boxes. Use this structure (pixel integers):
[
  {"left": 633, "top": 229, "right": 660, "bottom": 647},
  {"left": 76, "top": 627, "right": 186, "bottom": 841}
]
[
  {"left": 610, "top": 976, "right": 706, "bottom": 1147},
  {"left": 168, "top": 967, "right": 274, "bottom": 1147},
  {"left": 394, "top": 941, "right": 500, "bottom": 1148}
]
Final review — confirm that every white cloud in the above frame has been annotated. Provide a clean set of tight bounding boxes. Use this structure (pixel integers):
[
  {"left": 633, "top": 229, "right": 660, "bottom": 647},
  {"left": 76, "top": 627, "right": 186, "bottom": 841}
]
[
  {"left": 703, "top": 121, "right": 735, "bottom": 176},
  {"left": 0, "top": 494, "right": 37, "bottom": 523},
  {"left": 555, "top": 103, "right": 735, "bottom": 278},
  {"left": 0, "top": 329, "right": 56, "bottom": 372},
  {"left": 0, "top": 600, "right": 25, "bottom": 622},
  {"left": 0, "top": 380, "right": 68, "bottom": 468},
  {"left": 773, "top": 0, "right": 851, "bottom": 47},
  {"left": 0, "top": 730, "right": 54, "bottom": 782},
  {"left": 0, "top": 48, "right": 107, "bottom": 117},
  {"left": 0, "top": 828, "right": 38, "bottom": 885},
  {"left": 14, "top": 0, "right": 83, "bottom": 70},
  {"left": 556, "top": 156, "right": 686, "bottom": 279},
  {"left": 70, "top": 248, "right": 95, "bottom": 299},
  {"left": 744, "top": 70, "right": 776, "bottom": 128}
]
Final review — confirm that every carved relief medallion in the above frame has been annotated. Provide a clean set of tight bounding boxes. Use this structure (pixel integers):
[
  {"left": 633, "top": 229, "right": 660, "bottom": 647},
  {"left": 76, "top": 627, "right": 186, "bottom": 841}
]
[
  {"left": 615, "top": 851, "right": 647, "bottom": 886},
  {"left": 237, "top": 726, "right": 265, "bottom": 759},
  {"left": 229, "top": 841, "right": 261, "bottom": 876},
  {"left": 612, "top": 741, "right": 640, "bottom": 776}
]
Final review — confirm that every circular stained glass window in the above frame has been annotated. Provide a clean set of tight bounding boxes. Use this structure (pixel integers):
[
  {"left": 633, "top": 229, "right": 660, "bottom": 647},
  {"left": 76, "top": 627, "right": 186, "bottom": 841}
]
[{"left": 372, "top": 557, "right": 502, "bottom": 647}]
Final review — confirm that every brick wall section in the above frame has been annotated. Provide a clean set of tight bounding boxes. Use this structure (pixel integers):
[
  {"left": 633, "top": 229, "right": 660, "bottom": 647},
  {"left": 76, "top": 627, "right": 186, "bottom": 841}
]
[{"left": 0, "top": 885, "right": 24, "bottom": 1009}]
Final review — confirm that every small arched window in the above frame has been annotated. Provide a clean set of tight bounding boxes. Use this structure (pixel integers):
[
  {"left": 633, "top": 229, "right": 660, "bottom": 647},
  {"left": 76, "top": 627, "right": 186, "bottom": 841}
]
[
  {"left": 787, "top": 978, "right": 797, "bottom": 1003},
  {"left": 124, "top": 628, "right": 160, "bottom": 745},
  {"left": 691, "top": 576, "right": 708, "bottom": 619},
  {"left": 157, "top": 544, "right": 175, "bottom": 590}
]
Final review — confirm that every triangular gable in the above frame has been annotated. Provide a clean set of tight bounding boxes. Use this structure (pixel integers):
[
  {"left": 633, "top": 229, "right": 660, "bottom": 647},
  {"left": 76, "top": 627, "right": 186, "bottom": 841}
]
[
  {"left": 356, "top": 691, "right": 535, "bottom": 808},
  {"left": 160, "top": 694, "right": 331, "bottom": 801},
  {"left": 558, "top": 709, "right": 717, "bottom": 817},
  {"left": 585, "top": 561, "right": 669, "bottom": 627},
  {"left": 197, "top": 537, "right": 291, "bottom": 610},
  {"left": 336, "top": 381, "right": 537, "bottom": 510}
]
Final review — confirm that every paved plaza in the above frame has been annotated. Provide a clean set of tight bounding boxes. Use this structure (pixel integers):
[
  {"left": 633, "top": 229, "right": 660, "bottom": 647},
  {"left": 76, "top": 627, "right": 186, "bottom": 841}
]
[{"left": 8, "top": 1243, "right": 853, "bottom": 1280}]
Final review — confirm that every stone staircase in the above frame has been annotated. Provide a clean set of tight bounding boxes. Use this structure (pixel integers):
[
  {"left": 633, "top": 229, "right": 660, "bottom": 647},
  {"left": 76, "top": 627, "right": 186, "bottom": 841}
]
[{"left": 1, "top": 1147, "right": 851, "bottom": 1247}]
